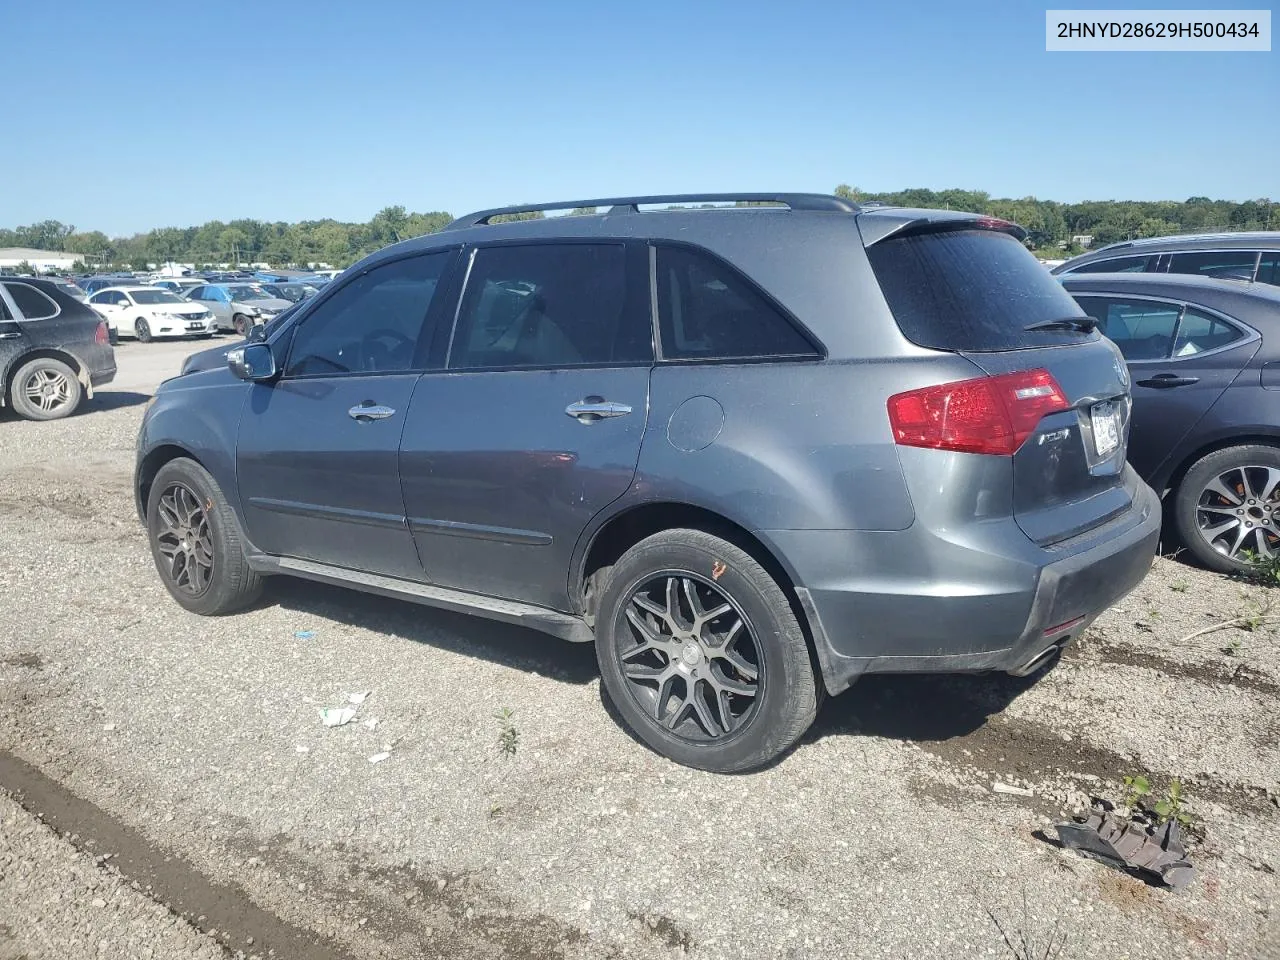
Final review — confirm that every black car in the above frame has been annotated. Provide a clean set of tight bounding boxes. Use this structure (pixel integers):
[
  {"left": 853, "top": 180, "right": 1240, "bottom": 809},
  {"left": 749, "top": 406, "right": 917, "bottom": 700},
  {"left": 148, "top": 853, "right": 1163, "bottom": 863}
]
[
  {"left": 1, "top": 277, "right": 116, "bottom": 420},
  {"left": 1062, "top": 273, "right": 1280, "bottom": 572},
  {"left": 1053, "top": 231, "right": 1280, "bottom": 286}
]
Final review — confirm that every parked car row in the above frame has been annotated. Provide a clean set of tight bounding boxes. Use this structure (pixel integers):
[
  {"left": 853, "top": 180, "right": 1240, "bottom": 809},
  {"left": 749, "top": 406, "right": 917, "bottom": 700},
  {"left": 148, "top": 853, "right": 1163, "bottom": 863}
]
[{"left": 1053, "top": 231, "right": 1280, "bottom": 285}]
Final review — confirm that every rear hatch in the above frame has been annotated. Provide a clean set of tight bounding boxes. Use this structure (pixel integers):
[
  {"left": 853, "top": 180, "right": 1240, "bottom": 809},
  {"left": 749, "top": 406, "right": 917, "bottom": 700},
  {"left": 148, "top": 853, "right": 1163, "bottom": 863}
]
[{"left": 864, "top": 215, "right": 1134, "bottom": 546}]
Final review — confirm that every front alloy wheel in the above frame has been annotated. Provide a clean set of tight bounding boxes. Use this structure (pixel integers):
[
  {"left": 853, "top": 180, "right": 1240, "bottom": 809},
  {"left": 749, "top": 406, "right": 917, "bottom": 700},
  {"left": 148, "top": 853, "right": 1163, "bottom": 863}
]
[
  {"left": 154, "top": 482, "right": 214, "bottom": 596},
  {"left": 619, "top": 573, "right": 761, "bottom": 741}
]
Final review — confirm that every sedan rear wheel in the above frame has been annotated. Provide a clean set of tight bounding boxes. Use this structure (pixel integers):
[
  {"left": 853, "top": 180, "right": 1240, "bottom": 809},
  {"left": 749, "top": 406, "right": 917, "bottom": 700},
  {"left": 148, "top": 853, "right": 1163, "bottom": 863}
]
[{"left": 1175, "top": 444, "right": 1280, "bottom": 574}]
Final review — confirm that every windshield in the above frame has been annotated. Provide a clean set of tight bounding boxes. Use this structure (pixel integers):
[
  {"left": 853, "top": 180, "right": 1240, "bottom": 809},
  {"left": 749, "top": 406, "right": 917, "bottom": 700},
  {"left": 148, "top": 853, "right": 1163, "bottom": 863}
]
[
  {"left": 130, "top": 289, "right": 185, "bottom": 305},
  {"left": 226, "top": 284, "right": 272, "bottom": 301}
]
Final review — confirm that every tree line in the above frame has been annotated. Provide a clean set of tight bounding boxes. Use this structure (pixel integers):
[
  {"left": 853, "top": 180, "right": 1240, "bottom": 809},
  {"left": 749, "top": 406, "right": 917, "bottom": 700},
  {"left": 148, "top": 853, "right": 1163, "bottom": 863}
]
[{"left": 2, "top": 189, "right": 1274, "bottom": 271}]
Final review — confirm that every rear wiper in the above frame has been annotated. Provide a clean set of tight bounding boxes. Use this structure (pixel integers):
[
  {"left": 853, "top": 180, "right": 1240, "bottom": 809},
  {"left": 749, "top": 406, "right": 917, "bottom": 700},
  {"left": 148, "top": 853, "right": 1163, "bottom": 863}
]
[{"left": 1024, "top": 315, "right": 1097, "bottom": 333}]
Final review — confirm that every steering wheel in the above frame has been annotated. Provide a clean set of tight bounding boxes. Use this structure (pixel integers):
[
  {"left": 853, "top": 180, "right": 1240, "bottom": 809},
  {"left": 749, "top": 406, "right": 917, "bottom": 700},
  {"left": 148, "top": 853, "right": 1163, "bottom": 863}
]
[{"left": 362, "top": 328, "right": 415, "bottom": 370}]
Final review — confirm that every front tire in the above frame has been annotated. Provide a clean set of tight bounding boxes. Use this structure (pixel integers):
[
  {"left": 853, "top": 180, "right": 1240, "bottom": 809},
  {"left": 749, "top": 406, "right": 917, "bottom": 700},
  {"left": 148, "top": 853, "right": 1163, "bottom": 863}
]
[
  {"left": 1174, "top": 444, "right": 1280, "bottom": 574},
  {"left": 146, "top": 457, "right": 263, "bottom": 615},
  {"left": 595, "top": 529, "right": 817, "bottom": 772},
  {"left": 135, "top": 318, "right": 153, "bottom": 343},
  {"left": 233, "top": 314, "right": 250, "bottom": 336},
  {"left": 9, "top": 357, "right": 83, "bottom": 421}
]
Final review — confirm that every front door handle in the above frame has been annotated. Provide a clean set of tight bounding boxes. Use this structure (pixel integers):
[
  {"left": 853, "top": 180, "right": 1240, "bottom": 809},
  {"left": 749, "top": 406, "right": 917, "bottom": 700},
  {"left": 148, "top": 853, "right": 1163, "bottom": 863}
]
[
  {"left": 348, "top": 402, "right": 396, "bottom": 422},
  {"left": 565, "top": 397, "right": 632, "bottom": 423},
  {"left": 1136, "top": 374, "right": 1200, "bottom": 389}
]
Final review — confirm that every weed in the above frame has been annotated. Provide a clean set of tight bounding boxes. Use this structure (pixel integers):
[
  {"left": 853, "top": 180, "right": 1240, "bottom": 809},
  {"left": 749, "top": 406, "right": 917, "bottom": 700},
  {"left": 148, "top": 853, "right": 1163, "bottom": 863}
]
[
  {"left": 1221, "top": 637, "right": 1242, "bottom": 656},
  {"left": 1153, "top": 779, "right": 1196, "bottom": 829},
  {"left": 984, "top": 892, "right": 1068, "bottom": 960},
  {"left": 1241, "top": 549, "right": 1280, "bottom": 587},
  {"left": 493, "top": 707, "right": 519, "bottom": 757},
  {"left": 1170, "top": 581, "right": 1189, "bottom": 593},
  {"left": 1122, "top": 774, "right": 1151, "bottom": 810},
  {"left": 1148, "top": 608, "right": 1161, "bottom": 620}
]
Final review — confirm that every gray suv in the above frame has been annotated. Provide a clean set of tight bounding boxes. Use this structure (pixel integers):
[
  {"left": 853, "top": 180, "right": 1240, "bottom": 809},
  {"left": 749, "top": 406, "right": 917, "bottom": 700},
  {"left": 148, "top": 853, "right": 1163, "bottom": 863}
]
[{"left": 135, "top": 193, "right": 1161, "bottom": 772}]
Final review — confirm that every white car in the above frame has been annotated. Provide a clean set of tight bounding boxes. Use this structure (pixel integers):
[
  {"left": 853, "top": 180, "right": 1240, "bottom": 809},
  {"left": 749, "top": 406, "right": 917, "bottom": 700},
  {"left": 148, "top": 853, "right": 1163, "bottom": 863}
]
[{"left": 87, "top": 286, "right": 219, "bottom": 342}]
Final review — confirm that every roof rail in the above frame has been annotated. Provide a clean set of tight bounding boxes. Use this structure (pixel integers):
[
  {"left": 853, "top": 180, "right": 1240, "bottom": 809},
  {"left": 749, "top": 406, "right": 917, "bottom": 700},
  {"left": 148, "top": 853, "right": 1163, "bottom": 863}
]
[{"left": 444, "top": 193, "right": 858, "bottom": 230}]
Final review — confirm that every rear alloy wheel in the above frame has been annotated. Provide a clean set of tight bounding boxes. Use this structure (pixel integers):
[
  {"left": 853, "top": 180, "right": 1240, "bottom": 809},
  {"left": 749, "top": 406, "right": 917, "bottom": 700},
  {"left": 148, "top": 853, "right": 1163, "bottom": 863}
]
[
  {"left": 1175, "top": 445, "right": 1280, "bottom": 574},
  {"left": 9, "top": 357, "right": 83, "bottom": 421},
  {"left": 135, "top": 317, "right": 153, "bottom": 343},
  {"left": 595, "top": 529, "right": 817, "bottom": 772}
]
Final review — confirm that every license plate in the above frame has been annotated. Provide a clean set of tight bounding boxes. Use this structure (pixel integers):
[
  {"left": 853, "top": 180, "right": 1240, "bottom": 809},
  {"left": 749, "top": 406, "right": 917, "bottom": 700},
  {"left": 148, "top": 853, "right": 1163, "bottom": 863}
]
[
  {"left": 1091, "top": 401, "right": 1120, "bottom": 457},
  {"left": 186, "top": 321, "right": 203, "bottom": 329}
]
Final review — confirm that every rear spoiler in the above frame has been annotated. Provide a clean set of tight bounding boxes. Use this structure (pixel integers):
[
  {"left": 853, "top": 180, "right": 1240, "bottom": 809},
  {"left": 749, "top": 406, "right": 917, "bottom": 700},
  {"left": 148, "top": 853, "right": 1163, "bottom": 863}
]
[{"left": 858, "top": 211, "right": 1028, "bottom": 246}]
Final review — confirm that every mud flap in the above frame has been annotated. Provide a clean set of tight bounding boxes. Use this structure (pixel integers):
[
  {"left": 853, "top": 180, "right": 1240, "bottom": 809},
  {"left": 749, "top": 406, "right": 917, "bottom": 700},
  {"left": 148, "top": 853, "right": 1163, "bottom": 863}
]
[{"left": 1056, "top": 810, "right": 1195, "bottom": 889}]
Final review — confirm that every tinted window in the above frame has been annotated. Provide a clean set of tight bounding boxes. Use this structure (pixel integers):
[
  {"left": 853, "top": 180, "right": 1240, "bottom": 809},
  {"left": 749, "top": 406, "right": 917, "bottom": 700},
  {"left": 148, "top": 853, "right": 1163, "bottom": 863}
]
[
  {"left": 187, "top": 286, "right": 207, "bottom": 300},
  {"left": 1173, "top": 307, "right": 1243, "bottom": 356},
  {"left": 0, "top": 296, "right": 11, "bottom": 322},
  {"left": 1168, "top": 250, "right": 1259, "bottom": 281},
  {"left": 286, "top": 252, "right": 450, "bottom": 377},
  {"left": 1074, "top": 296, "right": 1178, "bottom": 361},
  {"left": 1256, "top": 253, "right": 1280, "bottom": 287},
  {"left": 655, "top": 245, "right": 817, "bottom": 361},
  {"left": 3, "top": 282, "right": 59, "bottom": 320},
  {"left": 89, "top": 291, "right": 112, "bottom": 305},
  {"left": 450, "top": 244, "right": 648, "bottom": 369},
  {"left": 1067, "top": 255, "right": 1153, "bottom": 274},
  {"left": 868, "top": 228, "right": 1094, "bottom": 351},
  {"left": 131, "top": 289, "right": 184, "bottom": 304}
]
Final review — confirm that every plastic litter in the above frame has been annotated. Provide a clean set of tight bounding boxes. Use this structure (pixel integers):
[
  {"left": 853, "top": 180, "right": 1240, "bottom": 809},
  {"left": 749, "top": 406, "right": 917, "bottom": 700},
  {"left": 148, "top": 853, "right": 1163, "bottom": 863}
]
[
  {"left": 295, "top": 745, "right": 309, "bottom": 754},
  {"left": 369, "top": 752, "right": 391, "bottom": 764},
  {"left": 347, "top": 691, "right": 371, "bottom": 705},
  {"left": 993, "top": 782, "right": 1035, "bottom": 797},
  {"left": 1056, "top": 808, "right": 1195, "bottom": 889},
  {"left": 293, "top": 630, "right": 317, "bottom": 640},
  {"left": 319, "top": 706, "right": 358, "bottom": 727}
]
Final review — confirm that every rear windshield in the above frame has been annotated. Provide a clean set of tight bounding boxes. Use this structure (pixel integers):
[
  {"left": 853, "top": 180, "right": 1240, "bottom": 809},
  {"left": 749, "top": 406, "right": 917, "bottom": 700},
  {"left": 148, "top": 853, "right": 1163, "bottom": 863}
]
[{"left": 868, "top": 228, "right": 1096, "bottom": 351}]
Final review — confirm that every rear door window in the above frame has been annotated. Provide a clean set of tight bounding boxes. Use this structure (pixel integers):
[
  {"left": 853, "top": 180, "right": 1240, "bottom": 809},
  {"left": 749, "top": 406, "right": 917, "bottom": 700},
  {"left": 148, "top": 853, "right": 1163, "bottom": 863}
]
[
  {"left": 1255, "top": 253, "right": 1280, "bottom": 286},
  {"left": 654, "top": 245, "right": 819, "bottom": 360},
  {"left": 1066, "top": 255, "right": 1155, "bottom": 274},
  {"left": 1168, "top": 250, "right": 1260, "bottom": 281},
  {"left": 2, "top": 282, "right": 60, "bottom": 320},
  {"left": 1073, "top": 296, "right": 1179, "bottom": 361},
  {"left": 867, "top": 227, "right": 1094, "bottom": 351},
  {"left": 449, "top": 243, "right": 649, "bottom": 370}
]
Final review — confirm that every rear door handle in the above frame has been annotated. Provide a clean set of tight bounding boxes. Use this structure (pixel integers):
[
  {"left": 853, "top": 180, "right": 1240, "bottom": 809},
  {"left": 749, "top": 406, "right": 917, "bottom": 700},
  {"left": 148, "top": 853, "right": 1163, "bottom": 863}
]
[
  {"left": 1136, "top": 374, "right": 1200, "bottom": 389},
  {"left": 0, "top": 332, "right": 22, "bottom": 340},
  {"left": 348, "top": 402, "right": 396, "bottom": 422},
  {"left": 565, "top": 397, "right": 632, "bottom": 422}
]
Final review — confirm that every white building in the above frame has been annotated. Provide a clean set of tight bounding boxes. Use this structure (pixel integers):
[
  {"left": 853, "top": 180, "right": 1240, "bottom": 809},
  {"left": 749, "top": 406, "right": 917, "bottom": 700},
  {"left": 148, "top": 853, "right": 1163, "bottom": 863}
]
[{"left": 0, "top": 247, "right": 81, "bottom": 272}]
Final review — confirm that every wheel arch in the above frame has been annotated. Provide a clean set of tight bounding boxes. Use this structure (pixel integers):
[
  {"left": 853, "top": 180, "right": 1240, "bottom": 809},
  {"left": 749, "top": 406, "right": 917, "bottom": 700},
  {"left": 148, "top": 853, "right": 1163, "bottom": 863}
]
[
  {"left": 575, "top": 501, "right": 825, "bottom": 685},
  {"left": 3, "top": 349, "right": 92, "bottom": 408},
  {"left": 1161, "top": 430, "right": 1280, "bottom": 496},
  {"left": 135, "top": 444, "right": 207, "bottom": 522}
]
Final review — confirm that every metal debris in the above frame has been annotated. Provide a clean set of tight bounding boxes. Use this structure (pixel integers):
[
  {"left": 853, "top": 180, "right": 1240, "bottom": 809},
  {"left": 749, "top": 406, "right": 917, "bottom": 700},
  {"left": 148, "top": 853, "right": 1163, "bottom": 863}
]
[{"left": 1056, "top": 809, "right": 1195, "bottom": 889}]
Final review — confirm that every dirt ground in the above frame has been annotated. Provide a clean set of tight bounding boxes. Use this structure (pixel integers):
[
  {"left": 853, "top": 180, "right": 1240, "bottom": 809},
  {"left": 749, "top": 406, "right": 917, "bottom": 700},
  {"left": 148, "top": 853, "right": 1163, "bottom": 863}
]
[{"left": 0, "top": 338, "right": 1277, "bottom": 959}]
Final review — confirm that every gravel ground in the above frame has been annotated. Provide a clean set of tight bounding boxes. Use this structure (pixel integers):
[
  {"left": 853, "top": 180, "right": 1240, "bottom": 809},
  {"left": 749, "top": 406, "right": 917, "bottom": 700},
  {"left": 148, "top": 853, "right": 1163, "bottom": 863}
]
[{"left": 1, "top": 339, "right": 1278, "bottom": 959}]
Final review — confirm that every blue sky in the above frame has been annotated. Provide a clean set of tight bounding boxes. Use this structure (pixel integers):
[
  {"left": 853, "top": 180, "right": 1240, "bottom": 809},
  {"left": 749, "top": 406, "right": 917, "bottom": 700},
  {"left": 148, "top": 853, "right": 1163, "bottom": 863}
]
[{"left": 4, "top": 0, "right": 1275, "bottom": 235}]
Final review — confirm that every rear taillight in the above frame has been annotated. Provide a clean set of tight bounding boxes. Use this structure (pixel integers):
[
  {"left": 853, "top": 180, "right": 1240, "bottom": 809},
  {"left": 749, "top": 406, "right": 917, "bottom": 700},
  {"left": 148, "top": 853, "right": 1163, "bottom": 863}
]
[
  {"left": 95, "top": 321, "right": 108, "bottom": 344},
  {"left": 887, "top": 368, "right": 1069, "bottom": 456}
]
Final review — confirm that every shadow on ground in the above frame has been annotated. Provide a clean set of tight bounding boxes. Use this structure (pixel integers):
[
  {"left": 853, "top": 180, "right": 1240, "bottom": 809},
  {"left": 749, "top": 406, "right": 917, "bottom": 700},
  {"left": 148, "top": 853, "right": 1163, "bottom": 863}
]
[
  {"left": 89, "top": 391, "right": 152, "bottom": 412},
  {"left": 266, "top": 576, "right": 600, "bottom": 685}
]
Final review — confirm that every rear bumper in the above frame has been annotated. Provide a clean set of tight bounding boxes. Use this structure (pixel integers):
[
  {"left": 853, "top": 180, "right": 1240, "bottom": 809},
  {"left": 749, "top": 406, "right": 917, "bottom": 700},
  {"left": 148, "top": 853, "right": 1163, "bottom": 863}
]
[{"left": 769, "top": 478, "right": 1162, "bottom": 695}]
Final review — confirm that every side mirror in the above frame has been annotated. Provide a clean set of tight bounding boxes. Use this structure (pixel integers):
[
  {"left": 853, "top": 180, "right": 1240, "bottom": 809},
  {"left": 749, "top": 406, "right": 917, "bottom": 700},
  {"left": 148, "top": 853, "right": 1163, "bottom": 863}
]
[{"left": 227, "top": 343, "right": 277, "bottom": 382}]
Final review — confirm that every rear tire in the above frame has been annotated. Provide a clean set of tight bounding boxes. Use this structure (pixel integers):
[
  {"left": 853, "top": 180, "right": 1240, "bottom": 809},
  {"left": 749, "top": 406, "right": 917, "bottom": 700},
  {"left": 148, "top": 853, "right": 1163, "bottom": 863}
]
[
  {"left": 9, "top": 357, "right": 83, "bottom": 421},
  {"left": 595, "top": 529, "right": 817, "bottom": 772},
  {"left": 135, "top": 318, "right": 153, "bottom": 343},
  {"left": 1174, "top": 444, "right": 1280, "bottom": 574},
  {"left": 146, "top": 457, "right": 263, "bottom": 615}
]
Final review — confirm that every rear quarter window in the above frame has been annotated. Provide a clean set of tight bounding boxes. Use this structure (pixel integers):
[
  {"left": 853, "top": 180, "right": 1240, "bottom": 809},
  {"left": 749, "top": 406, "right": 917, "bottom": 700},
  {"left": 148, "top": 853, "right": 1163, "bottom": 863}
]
[
  {"left": 2, "top": 282, "right": 60, "bottom": 321},
  {"left": 867, "top": 228, "right": 1094, "bottom": 352}
]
